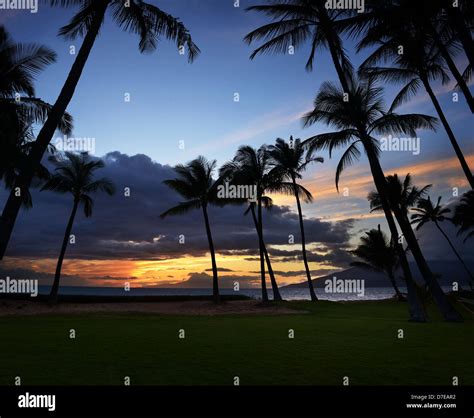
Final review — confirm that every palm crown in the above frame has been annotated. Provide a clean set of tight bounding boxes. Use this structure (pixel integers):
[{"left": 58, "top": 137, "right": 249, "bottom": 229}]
[
  {"left": 351, "top": 227, "right": 399, "bottom": 275},
  {"left": 244, "top": 0, "right": 354, "bottom": 73},
  {"left": 50, "top": 0, "right": 200, "bottom": 60},
  {"left": 302, "top": 75, "right": 437, "bottom": 190},
  {"left": 42, "top": 152, "right": 116, "bottom": 217},
  {"left": 368, "top": 174, "right": 432, "bottom": 216},
  {"left": 160, "top": 156, "right": 220, "bottom": 218},
  {"left": 411, "top": 196, "right": 451, "bottom": 231},
  {"left": 267, "top": 137, "right": 324, "bottom": 185}
]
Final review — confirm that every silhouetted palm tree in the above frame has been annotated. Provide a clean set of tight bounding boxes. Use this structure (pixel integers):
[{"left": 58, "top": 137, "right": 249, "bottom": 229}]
[
  {"left": 161, "top": 157, "right": 222, "bottom": 303},
  {"left": 0, "top": 0, "right": 200, "bottom": 260},
  {"left": 351, "top": 226, "right": 405, "bottom": 301},
  {"left": 358, "top": 24, "right": 474, "bottom": 188},
  {"left": 412, "top": 196, "right": 474, "bottom": 290},
  {"left": 303, "top": 74, "right": 458, "bottom": 321},
  {"left": 368, "top": 173, "right": 431, "bottom": 227},
  {"left": 344, "top": 0, "right": 474, "bottom": 112},
  {"left": 453, "top": 190, "right": 474, "bottom": 243},
  {"left": 268, "top": 137, "right": 323, "bottom": 301},
  {"left": 0, "top": 26, "right": 73, "bottom": 208},
  {"left": 221, "top": 146, "right": 282, "bottom": 302},
  {"left": 244, "top": 0, "right": 355, "bottom": 95},
  {"left": 440, "top": 0, "right": 474, "bottom": 69},
  {"left": 41, "top": 152, "right": 115, "bottom": 303}
]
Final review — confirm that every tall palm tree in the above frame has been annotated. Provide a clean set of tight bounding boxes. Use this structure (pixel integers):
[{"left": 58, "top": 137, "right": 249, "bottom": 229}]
[
  {"left": 0, "top": 0, "right": 200, "bottom": 260},
  {"left": 221, "top": 146, "right": 282, "bottom": 302},
  {"left": 41, "top": 152, "right": 115, "bottom": 303},
  {"left": 453, "top": 190, "right": 474, "bottom": 243},
  {"left": 268, "top": 137, "right": 324, "bottom": 302},
  {"left": 303, "top": 74, "right": 459, "bottom": 321},
  {"left": 161, "top": 157, "right": 222, "bottom": 303},
  {"left": 351, "top": 226, "right": 406, "bottom": 301},
  {"left": 358, "top": 22, "right": 474, "bottom": 189},
  {"left": 412, "top": 196, "right": 474, "bottom": 289}
]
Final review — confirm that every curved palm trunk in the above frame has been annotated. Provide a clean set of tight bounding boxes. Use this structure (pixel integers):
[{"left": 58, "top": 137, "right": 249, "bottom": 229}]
[
  {"left": 365, "top": 144, "right": 462, "bottom": 321},
  {"left": 362, "top": 146, "right": 426, "bottom": 321},
  {"left": 0, "top": 1, "right": 109, "bottom": 260},
  {"left": 257, "top": 196, "right": 269, "bottom": 302},
  {"left": 202, "top": 204, "right": 219, "bottom": 304},
  {"left": 49, "top": 200, "right": 79, "bottom": 304},
  {"left": 292, "top": 175, "right": 318, "bottom": 301},
  {"left": 387, "top": 271, "right": 405, "bottom": 301},
  {"left": 429, "top": 25, "right": 474, "bottom": 113},
  {"left": 317, "top": 6, "right": 425, "bottom": 320},
  {"left": 434, "top": 221, "right": 474, "bottom": 290},
  {"left": 250, "top": 204, "right": 282, "bottom": 301},
  {"left": 421, "top": 75, "right": 474, "bottom": 189}
]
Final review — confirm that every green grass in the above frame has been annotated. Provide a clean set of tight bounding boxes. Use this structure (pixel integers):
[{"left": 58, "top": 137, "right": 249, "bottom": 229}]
[{"left": 0, "top": 300, "right": 473, "bottom": 386}]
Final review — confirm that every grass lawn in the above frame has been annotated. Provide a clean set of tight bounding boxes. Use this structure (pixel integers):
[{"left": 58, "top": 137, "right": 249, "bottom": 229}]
[{"left": 0, "top": 300, "right": 473, "bottom": 386}]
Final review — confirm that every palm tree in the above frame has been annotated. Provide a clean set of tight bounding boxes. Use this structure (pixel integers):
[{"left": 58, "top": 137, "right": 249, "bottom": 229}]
[
  {"left": 344, "top": 0, "right": 474, "bottom": 112},
  {"left": 268, "top": 137, "right": 324, "bottom": 302},
  {"left": 412, "top": 196, "right": 474, "bottom": 289},
  {"left": 161, "top": 157, "right": 222, "bottom": 303},
  {"left": 41, "top": 152, "right": 115, "bottom": 303},
  {"left": 351, "top": 226, "right": 406, "bottom": 301},
  {"left": 368, "top": 173, "right": 431, "bottom": 228},
  {"left": 303, "top": 74, "right": 459, "bottom": 321},
  {"left": 358, "top": 21, "right": 474, "bottom": 189},
  {"left": 453, "top": 190, "right": 474, "bottom": 243},
  {"left": 0, "top": 0, "right": 200, "bottom": 260},
  {"left": 221, "top": 146, "right": 283, "bottom": 302}
]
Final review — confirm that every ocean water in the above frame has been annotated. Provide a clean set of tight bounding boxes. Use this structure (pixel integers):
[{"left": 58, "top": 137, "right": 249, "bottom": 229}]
[{"left": 37, "top": 285, "right": 411, "bottom": 301}]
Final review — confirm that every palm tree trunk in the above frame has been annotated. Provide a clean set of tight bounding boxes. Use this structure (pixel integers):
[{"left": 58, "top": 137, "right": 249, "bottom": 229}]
[
  {"left": 421, "top": 75, "right": 474, "bottom": 189},
  {"left": 0, "top": 0, "right": 109, "bottom": 260},
  {"left": 250, "top": 204, "right": 282, "bottom": 301},
  {"left": 387, "top": 271, "right": 405, "bottom": 301},
  {"left": 429, "top": 24, "right": 474, "bottom": 113},
  {"left": 434, "top": 221, "right": 474, "bottom": 290},
  {"left": 444, "top": 2, "right": 474, "bottom": 69},
  {"left": 257, "top": 196, "right": 269, "bottom": 302},
  {"left": 360, "top": 144, "right": 426, "bottom": 321},
  {"left": 365, "top": 143, "right": 461, "bottom": 321},
  {"left": 292, "top": 175, "right": 318, "bottom": 301},
  {"left": 202, "top": 204, "right": 219, "bottom": 304},
  {"left": 318, "top": 7, "right": 426, "bottom": 320},
  {"left": 49, "top": 200, "right": 79, "bottom": 304}
]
